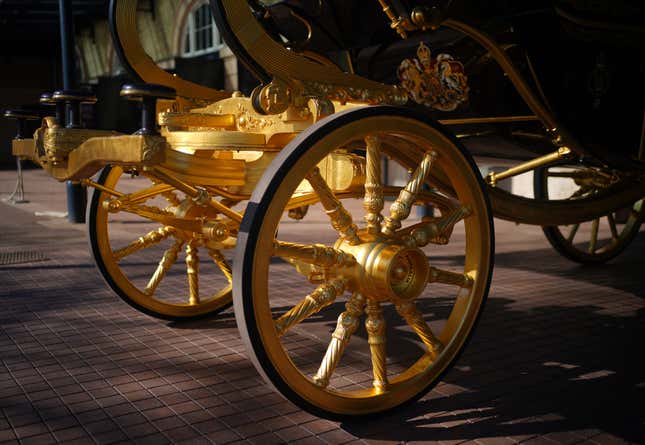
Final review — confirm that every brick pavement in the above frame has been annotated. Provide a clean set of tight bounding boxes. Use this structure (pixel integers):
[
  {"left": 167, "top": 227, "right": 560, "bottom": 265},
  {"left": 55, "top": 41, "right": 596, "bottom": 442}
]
[{"left": 0, "top": 169, "right": 644, "bottom": 445}]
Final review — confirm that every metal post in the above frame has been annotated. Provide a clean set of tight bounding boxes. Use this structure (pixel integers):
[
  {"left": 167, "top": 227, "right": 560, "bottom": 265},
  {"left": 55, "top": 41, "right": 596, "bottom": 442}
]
[
  {"left": 7, "top": 157, "right": 28, "bottom": 204},
  {"left": 59, "top": 0, "right": 87, "bottom": 223}
]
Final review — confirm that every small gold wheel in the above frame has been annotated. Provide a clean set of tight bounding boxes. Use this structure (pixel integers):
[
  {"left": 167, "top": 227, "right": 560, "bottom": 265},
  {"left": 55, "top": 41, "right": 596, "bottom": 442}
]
[
  {"left": 88, "top": 165, "right": 233, "bottom": 320},
  {"left": 234, "top": 107, "right": 494, "bottom": 418},
  {"left": 534, "top": 164, "right": 643, "bottom": 263}
]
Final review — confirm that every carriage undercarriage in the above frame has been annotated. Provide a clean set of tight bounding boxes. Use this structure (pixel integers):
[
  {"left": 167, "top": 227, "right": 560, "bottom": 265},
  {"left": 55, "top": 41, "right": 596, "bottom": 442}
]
[{"left": 6, "top": 0, "right": 644, "bottom": 419}]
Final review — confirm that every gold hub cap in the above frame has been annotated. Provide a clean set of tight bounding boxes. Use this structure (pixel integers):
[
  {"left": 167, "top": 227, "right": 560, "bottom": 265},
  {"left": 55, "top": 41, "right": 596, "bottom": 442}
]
[{"left": 337, "top": 233, "right": 429, "bottom": 302}]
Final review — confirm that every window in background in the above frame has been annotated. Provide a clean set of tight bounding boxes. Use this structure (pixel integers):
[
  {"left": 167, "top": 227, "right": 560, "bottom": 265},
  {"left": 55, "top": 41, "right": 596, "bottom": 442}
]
[{"left": 182, "top": 3, "right": 223, "bottom": 57}]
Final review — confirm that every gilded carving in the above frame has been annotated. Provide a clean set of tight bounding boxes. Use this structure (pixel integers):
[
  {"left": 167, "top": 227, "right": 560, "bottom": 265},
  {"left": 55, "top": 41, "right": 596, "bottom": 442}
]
[
  {"left": 141, "top": 136, "right": 168, "bottom": 163},
  {"left": 313, "top": 292, "right": 367, "bottom": 387},
  {"left": 274, "top": 279, "right": 347, "bottom": 337},
  {"left": 383, "top": 151, "right": 437, "bottom": 236},
  {"left": 301, "top": 80, "right": 407, "bottom": 106},
  {"left": 42, "top": 124, "right": 120, "bottom": 165},
  {"left": 398, "top": 42, "right": 469, "bottom": 111}
]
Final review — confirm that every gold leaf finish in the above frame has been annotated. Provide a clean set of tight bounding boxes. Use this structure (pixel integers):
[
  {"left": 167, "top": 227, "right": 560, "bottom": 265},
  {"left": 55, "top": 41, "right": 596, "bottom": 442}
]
[
  {"left": 382, "top": 151, "right": 437, "bottom": 236},
  {"left": 313, "top": 292, "right": 367, "bottom": 387},
  {"left": 274, "top": 279, "right": 347, "bottom": 337}
]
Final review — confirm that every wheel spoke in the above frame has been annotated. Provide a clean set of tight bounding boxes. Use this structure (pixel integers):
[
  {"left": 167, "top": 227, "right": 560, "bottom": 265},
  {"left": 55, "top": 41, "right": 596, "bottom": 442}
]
[
  {"left": 207, "top": 249, "right": 232, "bottom": 283},
  {"left": 395, "top": 301, "right": 443, "bottom": 360},
  {"left": 113, "top": 226, "right": 176, "bottom": 261},
  {"left": 382, "top": 151, "right": 437, "bottom": 236},
  {"left": 273, "top": 240, "right": 355, "bottom": 268},
  {"left": 364, "top": 135, "right": 385, "bottom": 234},
  {"left": 365, "top": 301, "right": 388, "bottom": 392},
  {"left": 186, "top": 242, "right": 200, "bottom": 305},
  {"left": 588, "top": 218, "right": 599, "bottom": 253},
  {"left": 306, "top": 167, "right": 360, "bottom": 244},
  {"left": 408, "top": 205, "right": 471, "bottom": 246},
  {"left": 429, "top": 267, "right": 474, "bottom": 289},
  {"left": 274, "top": 279, "right": 347, "bottom": 337},
  {"left": 607, "top": 213, "right": 619, "bottom": 240},
  {"left": 312, "top": 292, "right": 366, "bottom": 388},
  {"left": 144, "top": 238, "right": 184, "bottom": 296},
  {"left": 567, "top": 223, "right": 580, "bottom": 243}
]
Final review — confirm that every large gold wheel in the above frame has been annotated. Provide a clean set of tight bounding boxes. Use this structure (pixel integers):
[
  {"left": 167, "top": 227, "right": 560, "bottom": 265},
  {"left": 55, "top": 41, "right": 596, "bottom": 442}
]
[
  {"left": 534, "top": 163, "right": 643, "bottom": 264},
  {"left": 234, "top": 107, "right": 494, "bottom": 418},
  {"left": 88, "top": 165, "right": 233, "bottom": 320}
]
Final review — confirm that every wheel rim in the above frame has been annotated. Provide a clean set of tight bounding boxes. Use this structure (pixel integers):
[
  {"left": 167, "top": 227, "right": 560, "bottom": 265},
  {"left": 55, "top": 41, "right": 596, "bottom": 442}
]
[
  {"left": 535, "top": 164, "right": 643, "bottom": 263},
  {"left": 90, "top": 166, "right": 233, "bottom": 319},
  {"left": 236, "top": 108, "right": 493, "bottom": 417}
]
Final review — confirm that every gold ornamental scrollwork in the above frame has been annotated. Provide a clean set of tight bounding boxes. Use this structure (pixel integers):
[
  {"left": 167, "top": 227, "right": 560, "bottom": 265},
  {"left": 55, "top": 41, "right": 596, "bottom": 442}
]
[
  {"left": 42, "top": 124, "right": 121, "bottom": 165},
  {"left": 141, "top": 136, "right": 168, "bottom": 164},
  {"left": 300, "top": 80, "right": 407, "bottom": 106}
]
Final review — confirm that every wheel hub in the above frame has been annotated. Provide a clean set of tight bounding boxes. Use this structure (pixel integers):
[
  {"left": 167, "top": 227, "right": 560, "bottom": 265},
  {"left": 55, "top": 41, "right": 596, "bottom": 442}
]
[
  {"left": 337, "top": 232, "right": 429, "bottom": 302},
  {"left": 172, "top": 200, "right": 219, "bottom": 242}
]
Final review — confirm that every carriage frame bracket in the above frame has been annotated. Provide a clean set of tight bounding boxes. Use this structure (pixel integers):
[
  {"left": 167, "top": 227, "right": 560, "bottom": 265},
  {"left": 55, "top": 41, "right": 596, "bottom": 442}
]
[{"left": 486, "top": 147, "right": 573, "bottom": 187}]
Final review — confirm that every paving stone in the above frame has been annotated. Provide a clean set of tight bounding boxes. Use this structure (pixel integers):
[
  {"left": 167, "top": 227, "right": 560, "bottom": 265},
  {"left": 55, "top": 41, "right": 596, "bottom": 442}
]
[
  {"left": 19, "top": 432, "right": 58, "bottom": 445},
  {"left": 233, "top": 421, "right": 271, "bottom": 439},
  {"left": 13, "top": 422, "right": 49, "bottom": 439},
  {"left": 52, "top": 426, "right": 88, "bottom": 442},
  {"left": 319, "top": 429, "right": 360, "bottom": 444},
  {"left": 93, "top": 429, "right": 129, "bottom": 444},
  {"left": 246, "top": 431, "right": 285, "bottom": 445},
  {"left": 206, "top": 428, "right": 243, "bottom": 444},
  {"left": 0, "top": 429, "right": 17, "bottom": 443},
  {"left": 275, "top": 425, "right": 314, "bottom": 442}
]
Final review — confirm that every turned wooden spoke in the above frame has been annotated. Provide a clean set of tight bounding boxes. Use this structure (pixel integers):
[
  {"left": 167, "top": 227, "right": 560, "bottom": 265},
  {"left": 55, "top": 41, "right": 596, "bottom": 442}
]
[
  {"left": 395, "top": 301, "right": 443, "bottom": 360},
  {"left": 378, "top": 187, "right": 458, "bottom": 214},
  {"left": 383, "top": 151, "right": 437, "bottom": 236},
  {"left": 312, "top": 292, "right": 366, "bottom": 388},
  {"left": 274, "top": 279, "right": 346, "bottom": 337},
  {"left": 429, "top": 267, "right": 473, "bottom": 289},
  {"left": 186, "top": 243, "right": 200, "bottom": 305},
  {"left": 607, "top": 213, "right": 619, "bottom": 240},
  {"left": 306, "top": 167, "right": 360, "bottom": 244},
  {"left": 113, "top": 226, "right": 176, "bottom": 261},
  {"left": 410, "top": 205, "right": 471, "bottom": 246},
  {"left": 207, "top": 249, "right": 232, "bottom": 283},
  {"left": 588, "top": 218, "right": 599, "bottom": 253},
  {"left": 273, "top": 240, "right": 355, "bottom": 268},
  {"left": 364, "top": 135, "right": 385, "bottom": 234},
  {"left": 365, "top": 301, "right": 388, "bottom": 392},
  {"left": 144, "top": 238, "right": 184, "bottom": 296},
  {"left": 567, "top": 223, "right": 580, "bottom": 243}
]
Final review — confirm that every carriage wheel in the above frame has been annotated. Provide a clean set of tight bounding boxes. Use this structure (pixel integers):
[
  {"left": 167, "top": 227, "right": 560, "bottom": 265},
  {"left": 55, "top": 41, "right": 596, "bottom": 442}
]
[
  {"left": 234, "top": 106, "right": 494, "bottom": 418},
  {"left": 534, "top": 164, "right": 643, "bottom": 264},
  {"left": 89, "top": 165, "right": 233, "bottom": 320}
]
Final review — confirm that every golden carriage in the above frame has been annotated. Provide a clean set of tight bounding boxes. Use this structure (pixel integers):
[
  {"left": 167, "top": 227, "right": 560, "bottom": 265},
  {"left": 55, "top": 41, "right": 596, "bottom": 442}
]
[{"left": 5, "top": 0, "right": 644, "bottom": 418}]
